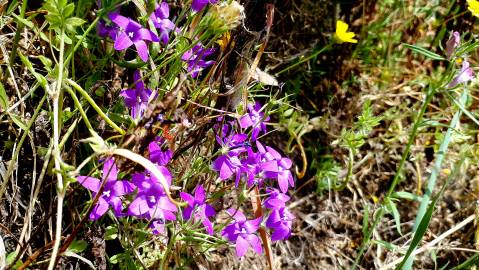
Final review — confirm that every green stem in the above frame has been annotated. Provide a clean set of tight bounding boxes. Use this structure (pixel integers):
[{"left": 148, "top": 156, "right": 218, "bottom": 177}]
[
  {"left": 353, "top": 85, "right": 437, "bottom": 268},
  {"left": 66, "top": 79, "right": 125, "bottom": 135},
  {"left": 48, "top": 28, "right": 65, "bottom": 270},
  {"left": 338, "top": 149, "right": 354, "bottom": 190},
  {"left": 65, "top": 86, "right": 93, "bottom": 131},
  {"left": 402, "top": 89, "right": 468, "bottom": 269}
]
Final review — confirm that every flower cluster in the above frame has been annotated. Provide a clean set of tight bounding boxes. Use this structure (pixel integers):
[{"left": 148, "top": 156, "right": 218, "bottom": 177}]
[
  {"left": 97, "top": 1, "right": 218, "bottom": 118},
  {"left": 77, "top": 139, "right": 177, "bottom": 235},
  {"left": 78, "top": 0, "right": 294, "bottom": 259},
  {"left": 97, "top": 1, "right": 216, "bottom": 73},
  {"left": 211, "top": 102, "right": 295, "bottom": 256}
]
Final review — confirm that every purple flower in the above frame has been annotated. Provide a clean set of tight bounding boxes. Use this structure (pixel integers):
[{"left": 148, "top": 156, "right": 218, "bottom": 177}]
[
  {"left": 241, "top": 147, "right": 277, "bottom": 188},
  {"left": 127, "top": 167, "right": 177, "bottom": 234},
  {"left": 191, "top": 0, "right": 218, "bottom": 12},
  {"left": 446, "top": 31, "right": 460, "bottom": 59},
  {"left": 120, "top": 70, "right": 153, "bottom": 119},
  {"left": 263, "top": 188, "right": 290, "bottom": 209},
  {"left": 448, "top": 61, "right": 474, "bottom": 88},
  {"left": 216, "top": 133, "right": 249, "bottom": 155},
  {"left": 180, "top": 185, "right": 216, "bottom": 235},
  {"left": 212, "top": 133, "right": 249, "bottom": 183},
  {"left": 213, "top": 154, "right": 244, "bottom": 184},
  {"left": 149, "top": 140, "right": 172, "bottom": 166},
  {"left": 77, "top": 158, "right": 135, "bottom": 220},
  {"left": 149, "top": 2, "right": 175, "bottom": 44},
  {"left": 256, "top": 141, "right": 294, "bottom": 193},
  {"left": 239, "top": 101, "right": 270, "bottom": 141},
  {"left": 181, "top": 43, "right": 216, "bottom": 78},
  {"left": 109, "top": 13, "right": 159, "bottom": 62},
  {"left": 221, "top": 209, "right": 262, "bottom": 257},
  {"left": 266, "top": 207, "right": 294, "bottom": 241},
  {"left": 97, "top": 18, "right": 118, "bottom": 39}
]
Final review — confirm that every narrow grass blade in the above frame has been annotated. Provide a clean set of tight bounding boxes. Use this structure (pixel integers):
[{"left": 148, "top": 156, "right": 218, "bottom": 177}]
[{"left": 403, "top": 43, "right": 446, "bottom": 60}]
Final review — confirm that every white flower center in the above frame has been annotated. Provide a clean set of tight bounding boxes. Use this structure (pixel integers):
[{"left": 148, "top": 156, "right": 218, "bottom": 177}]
[
  {"left": 128, "top": 31, "right": 134, "bottom": 38},
  {"left": 149, "top": 196, "right": 157, "bottom": 203},
  {"left": 102, "top": 190, "right": 111, "bottom": 198}
]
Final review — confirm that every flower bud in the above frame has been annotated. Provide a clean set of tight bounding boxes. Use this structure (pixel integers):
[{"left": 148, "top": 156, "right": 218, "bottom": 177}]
[
  {"left": 446, "top": 31, "right": 460, "bottom": 59},
  {"left": 208, "top": 1, "right": 245, "bottom": 30}
]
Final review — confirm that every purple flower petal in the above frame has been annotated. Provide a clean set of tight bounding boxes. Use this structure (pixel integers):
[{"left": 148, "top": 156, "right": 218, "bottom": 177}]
[
  {"left": 277, "top": 171, "right": 289, "bottom": 193},
  {"left": 77, "top": 176, "right": 101, "bottom": 193},
  {"left": 136, "top": 28, "right": 159, "bottom": 42},
  {"left": 158, "top": 2, "right": 170, "bottom": 18},
  {"left": 244, "top": 217, "right": 262, "bottom": 233},
  {"left": 226, "top": 208, "right": 246, "bottom": 222},
  {"left": 108, "top": 13, "right": 130, "bottom": 29},
  {"left": 194, "top": 185, "right": 206, "bottom": 202},
  {"left": 120, "top": 89, "right": 137, "bottom": 107},
  {"left": 270, "top": 224, "right": 291, "bottom": 241},
  {"left": 108, "top": 196, "right": 123, "bottom": 216},
  {"left": 180, "top": 192, "right": 195, "bottom": 207},
  {"left": 448, "top": 61, "right": 474, "bottom": 88},
  {"left": 235, "top": 235, "right": 249, "bottom": 257},
  {"left": 102, "top": 159, "right": 118, "bottom": 182},
  {"left": 114, "top": 32, "right": 133, "bottom": 50},
  {"left": 246, "top": 234, "right": 262, "bottom": 254},
  {"left": 202, "top": 218, "right": 214, "bottom": 235},
  {"left": 128, "top": 196, "right": 150, "bottom": 217},
  {"left": 204, "top": 204, "right": 216, "bottom": 217},
  {"left": 90, "top": 197, "right": 110, "bottom": 220},
  {"left": 134, "top": 40, "right": 150, "bottom": 62},
  {"left": 110, "top": 180, "right": 135, "bottom": 196},
  {"left": 446, "top": 31, "right": 460, "bottom": 59}
]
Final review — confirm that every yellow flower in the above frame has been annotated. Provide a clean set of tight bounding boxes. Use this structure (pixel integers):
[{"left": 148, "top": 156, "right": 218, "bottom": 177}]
[
  {"left": 335, "top": 20, "right": 358, "bottom": 44},
  {"left": 468, "top": 0, "right": 479, "bottom": 17}
]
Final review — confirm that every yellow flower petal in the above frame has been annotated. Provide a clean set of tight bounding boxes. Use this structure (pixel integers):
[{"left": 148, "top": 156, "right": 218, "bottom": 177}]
[
  {"left": 336, "top": 20, "right": 349, "bottom": 33},
  {"left": 468, "top": 0, "right": 479, "bottom": 17},
  {"left": 335, "top": 20, "right": 358, "bottom": 44}
]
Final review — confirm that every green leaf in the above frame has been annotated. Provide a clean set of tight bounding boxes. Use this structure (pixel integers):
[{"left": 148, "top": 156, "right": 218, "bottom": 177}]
[
  {"left": 361, "top": 203, "right": 370, "bottom": 237},
  {"left": 105, "top": 225, "right": 118, "bottom": 240},
  {"left": 18, "top": 52, "right": 48, "bottom": 88},
  {"left": 392, "top": 191, "right": 420, "bottom": 201},
  {"left": 6, "top": 251, "right": 23, "bottom": 269},
  {"left": 385, "top": 198, "right": 402, "bottom": 235},
  {"left": 45, "top": 14, "right": 62, "bottom": 27},
  {"left": 67, "top": 239, "right": 88, "bottom": 253},
  {"left": 402, "top": 43, "right": 446, "bottom": 61},
  {"left": 10, "top": 114, "right": 28, "bottom": 131},
  {"left": 6, "top": 0, "right": 20, "bottom": 15},
  {"left": 374, "top": 240, "right": 397, "bottom": 251},
  {"left": 11, "top": 13, "right": 34, "bottom": 28},
  {"left": 58, "top": 0, "right": 67, "bottom": 9},
  {"left": 63, "top": 3, "right": 75, "bottom": 18},
  {"left": 110, "top": 253, "right": 124, "bottom": 264},
  {"left": 0, "top": 81, "right": 9, "bottom": 111},
  {"left": 65, "top": 17, "right": 85, "bottom": 27},
  {"left": 396, "top": 195, "right": 438, "bottom": 269},
  {"left": 38, "top": 55, "right": 53, "bottom": 72},
  {"left": 42, "top": 1, "right": 58, "bottom": 14}
]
